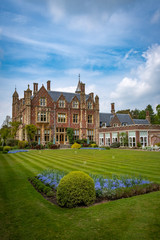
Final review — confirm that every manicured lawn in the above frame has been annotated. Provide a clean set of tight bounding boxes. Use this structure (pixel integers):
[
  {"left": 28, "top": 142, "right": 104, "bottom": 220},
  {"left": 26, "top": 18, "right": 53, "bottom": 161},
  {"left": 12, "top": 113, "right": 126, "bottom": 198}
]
[{"left": 0, "top": 149, "right": 160, "bottom": 240}]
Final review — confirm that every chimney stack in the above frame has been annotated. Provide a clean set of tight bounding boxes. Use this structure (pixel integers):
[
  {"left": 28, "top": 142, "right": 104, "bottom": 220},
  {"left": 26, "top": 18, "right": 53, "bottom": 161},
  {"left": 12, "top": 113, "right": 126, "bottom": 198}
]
[
  {"left": 111, "top": 103, "right": 115, "bottom": 114},
  {"left": 80, "top": 83, "right": 85, "bottom": 94},
  {"left": 47, "top": 80, "right": 51, "bottom": 91},
  {"left": 33, "top": 83, "right": 38, "bottom": 96},
  {"left": 146, "top": 110, "right": 150, "bottom": 123}
]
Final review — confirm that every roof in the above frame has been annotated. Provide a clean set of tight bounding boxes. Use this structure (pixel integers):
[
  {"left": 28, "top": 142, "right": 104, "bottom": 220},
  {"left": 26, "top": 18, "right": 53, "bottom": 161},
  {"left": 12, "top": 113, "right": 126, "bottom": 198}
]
[
  {"left": 100, "top": 112, "right": 149, "bottom": 127},
  {"left": 100, "top": 113, "right": 114, "bottom": 126},
  {"left": 133, "top": 119, "right": 149, "bottom": 125},
  {"left": 48, "top": 91, "right": 90, "bottom": 102},
  {"left": 116, "top": 114, "right": 134, "bottom": 125}
]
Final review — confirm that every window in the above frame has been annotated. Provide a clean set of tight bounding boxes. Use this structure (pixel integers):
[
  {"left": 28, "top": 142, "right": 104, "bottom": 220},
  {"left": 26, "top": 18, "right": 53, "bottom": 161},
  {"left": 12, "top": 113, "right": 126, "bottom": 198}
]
[
  {"left": 88, "top": 102, "right": 92, "bottom": 109},
  {"left": 73, "top": 101, "right": 79, "bottom": 108},
  {"left": 88, "top": 115, "right": 93, "bottom": 124},
  {"left": 99, "top": 133, "right": 104, "bottom": 146},
  {"left": 37, "top": 112, "right": 48, "bottom": 122},
  {"left": 112, "top": 132, "right": 118, "bottom": 143},
  {"left": 88, "top": 129, "right": 94, "bottom": 141},
  {"left": 59, "top": 100, "right": 65, "bottom": 108},
  {"left": 128, "top": 131, "right": 136, "bottom": 147},
  {"left": 105, "top": 133, "right": 110, "bottom": 146},
  {"left": 74, "top": 129, "right": 79, "bottom": 140},
  {"left": 58, "top": 114, "right": 66, "bottom": 123},
  {"left": 40, "top": 98, "right": 46, "bottom": 106},
  {"left": 113, "top": 123, "right": 118, "bottom": 127},
  {"left": 45, "top": 130, "right": 50, "bottom": 142},
  {"left": 73, "top": 114, "right": 78, "bottom": 123},
  {"left": 35, "top": 129, "right": 41, "bottom": 142},
  {"left": 122, "top": 123, "right": 127, "bottom": 126},
  {"left": 140, "top": 131, "right": 148, "bottom": 147}
]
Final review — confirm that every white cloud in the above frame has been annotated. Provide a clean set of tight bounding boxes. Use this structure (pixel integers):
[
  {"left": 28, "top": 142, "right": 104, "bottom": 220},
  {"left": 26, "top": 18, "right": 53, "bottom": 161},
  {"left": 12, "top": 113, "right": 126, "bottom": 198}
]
[
  {"left": 110, "top": 44, "right": 160, "bottom": 108},
  {"left": 151, "top": 9, "right": 160, "bottom": 24}
]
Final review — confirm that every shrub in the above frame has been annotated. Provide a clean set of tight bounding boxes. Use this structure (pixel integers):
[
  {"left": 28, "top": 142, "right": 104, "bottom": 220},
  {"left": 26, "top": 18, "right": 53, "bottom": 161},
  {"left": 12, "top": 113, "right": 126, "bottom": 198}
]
[
  {"left": 49, "top": 144, "right": 60, "bottom": 149},
  {"left": 90, "top": 144, "right": 98, "bottom": 148},
  {"left": 31, "top": 141, "right": 38, "bottom": 148},
  {"left": 71, "top": 143, "right": 81, "bottom": 149},
  {"left": 110, "top": 142, "right": 120, "bottom": 148},
  {"left": 3, "top": 146, "right": 12, "bottom": 152},
  {"left": 137, "top": 142, "right": 142, "bottom": 148},
  {"left": 6, "top": 138, "right": 19, "bottom": 147},
  {"left": 155, "top": 142, "right": 160, "bottom": 147},
  {"left": 18, "top": 141, "right": 29, "bottom": 149},
  {"left": 0, "top": 146, "right": 3, "bottom": 151},
  {"left": 105, "top": 146, "right": 110, "bottom": 150},
  {"left": 57, "top": 171, "right": 96, "bottom": 208}
]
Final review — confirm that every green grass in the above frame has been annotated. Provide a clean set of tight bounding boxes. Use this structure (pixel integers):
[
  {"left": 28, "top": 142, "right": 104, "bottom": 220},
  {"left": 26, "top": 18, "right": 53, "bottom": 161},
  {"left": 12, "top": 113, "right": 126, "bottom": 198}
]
[{"left": 0, "top": 149, "right": 160, "bottom": 240}]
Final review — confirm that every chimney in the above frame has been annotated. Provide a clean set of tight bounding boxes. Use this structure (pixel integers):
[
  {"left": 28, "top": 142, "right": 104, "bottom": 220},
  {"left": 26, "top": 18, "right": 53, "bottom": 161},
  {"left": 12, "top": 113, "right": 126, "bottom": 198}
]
[
  {"left": 33, "top": 83, "right": 38, "bottom": 96},
  {"left": 80, "top": 83, "right": 85, "bottom": 94},
  {"left": 47, "top": 80, "right": 51, "bottom": 91},
  {"left": 89, "top": 92, "right": 94, "bottom": 99},
  {"left": 111, "top": 103, "right": 115, "bottom": 114},
  {"left": 146, "top": 110, "right": 150, "bottom": 123}
]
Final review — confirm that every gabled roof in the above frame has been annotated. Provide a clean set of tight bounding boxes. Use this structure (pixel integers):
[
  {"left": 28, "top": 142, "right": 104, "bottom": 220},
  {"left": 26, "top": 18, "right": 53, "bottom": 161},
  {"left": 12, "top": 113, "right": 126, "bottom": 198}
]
[
  {"left": 100, "top": 113, "right": 114, "bottom": 126},
  {"left": 99, "top": 112, "right": 149, "bottom": 127},
  {"left": 133, "top": 119, "right": 149, "bottom": 125},
  {"left": 48, "top": 91, "right": 90, "bottom": 103},
  {"left": 116, "top": 114, "right": 134, "bottom": 125}
]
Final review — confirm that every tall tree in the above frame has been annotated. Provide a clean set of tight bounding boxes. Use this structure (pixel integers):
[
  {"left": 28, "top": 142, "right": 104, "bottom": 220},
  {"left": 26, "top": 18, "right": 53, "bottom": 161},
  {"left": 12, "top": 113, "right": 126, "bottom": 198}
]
[
  {"left": 10, "top": 121, "right": 21, "bottom": 138},
  {"left": 145, "top": 104, "right": 155, "bottom": 123}
]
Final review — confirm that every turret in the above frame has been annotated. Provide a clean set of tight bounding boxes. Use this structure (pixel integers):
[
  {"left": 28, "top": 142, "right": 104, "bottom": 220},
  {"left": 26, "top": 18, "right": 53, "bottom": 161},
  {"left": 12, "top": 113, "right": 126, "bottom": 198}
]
[{"left": 12, "top": 88, "right": 19, "bottom": 121}]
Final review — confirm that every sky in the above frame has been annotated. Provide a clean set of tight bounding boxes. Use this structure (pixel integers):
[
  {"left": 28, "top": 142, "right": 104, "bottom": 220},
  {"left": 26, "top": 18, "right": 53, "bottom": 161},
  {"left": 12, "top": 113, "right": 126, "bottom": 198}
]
[{"left": 0, "top": 0, "right": 160, "bottom": 126}]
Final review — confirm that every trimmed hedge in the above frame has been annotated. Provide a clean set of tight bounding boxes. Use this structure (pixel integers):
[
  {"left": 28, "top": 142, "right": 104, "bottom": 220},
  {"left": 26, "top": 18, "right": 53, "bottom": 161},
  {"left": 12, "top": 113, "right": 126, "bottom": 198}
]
[
  {"left": 57, "top": 171, "right": 96, "bottom": 208},
  {"left": 29, "top": 177, "right": 54, "bottom": 197}
]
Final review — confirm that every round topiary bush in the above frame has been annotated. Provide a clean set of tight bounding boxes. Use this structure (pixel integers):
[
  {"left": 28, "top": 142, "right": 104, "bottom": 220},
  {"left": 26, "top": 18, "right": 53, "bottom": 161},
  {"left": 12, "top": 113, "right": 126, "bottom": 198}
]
[{"left": 57, "top": 171, "right": 96, "bottom": 208}]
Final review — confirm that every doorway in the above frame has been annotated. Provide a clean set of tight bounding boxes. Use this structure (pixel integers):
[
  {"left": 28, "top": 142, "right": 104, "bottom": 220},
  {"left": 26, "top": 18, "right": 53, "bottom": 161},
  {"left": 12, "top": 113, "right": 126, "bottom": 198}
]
[{"left": 60, "top": 134, "right": 64, "bottom": 144}]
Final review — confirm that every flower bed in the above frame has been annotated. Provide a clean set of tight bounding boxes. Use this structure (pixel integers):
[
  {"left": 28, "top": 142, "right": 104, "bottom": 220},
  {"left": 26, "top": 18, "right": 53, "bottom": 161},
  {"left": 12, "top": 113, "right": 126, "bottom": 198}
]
[
  {"left": 80, "top": 147, "right": 106, "bottom": 150},
  {"left": 31, "top": 169, "right": 160, "bottom": 207},
  {"left": 8, "top": 150, "right": 29, "bottom": 154}
]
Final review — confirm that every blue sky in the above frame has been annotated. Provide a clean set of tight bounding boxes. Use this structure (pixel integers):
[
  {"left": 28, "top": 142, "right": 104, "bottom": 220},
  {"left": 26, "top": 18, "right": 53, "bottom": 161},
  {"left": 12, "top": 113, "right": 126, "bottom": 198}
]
[{"left": 0, "top": 0, "right": 160, "bottom": 126}]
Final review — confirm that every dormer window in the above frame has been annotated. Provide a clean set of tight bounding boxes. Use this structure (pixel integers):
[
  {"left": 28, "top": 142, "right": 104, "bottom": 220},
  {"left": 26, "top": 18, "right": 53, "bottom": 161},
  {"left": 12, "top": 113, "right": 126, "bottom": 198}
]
[
  {"left": 72, "top": 101, "right": 79, "bottom": 108},
  {"left": 113, "top": 123, "right": 118, "bottom": 127},
  {"left": 122, "top": 123, "right": 127, "bottom": 126},
  {"left": 40, "top": 98, "right": 46, "bottom": 106},
  {"left": 88, "top": 102, "right": 92, "bottom": 109},
  {"left": 59, "top": 100, "right": 65, "bottom": 108}
]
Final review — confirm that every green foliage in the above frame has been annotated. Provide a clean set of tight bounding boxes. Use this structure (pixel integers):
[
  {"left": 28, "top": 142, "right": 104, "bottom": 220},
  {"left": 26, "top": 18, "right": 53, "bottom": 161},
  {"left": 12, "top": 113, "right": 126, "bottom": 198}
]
[
  {"left": 10, "top": 121, "right": 21, "bottom": 138},
  {"left": 119, "top": 132, "right": 128, "bottom": 146},
  {"left": 18, "top": 141, "right": 29, "bottom": 149},
  {"left": 155, "top": 142, "right": 160, "bottom": 147},
  {"left": 57, "top": 171, "right": 96, "bottom": 208},
  {"left": 0, "top": 146, "right": 3, "bottom": 151},
  {"left": 29, "top": 177, "right": 54, "bottom": 197},
  {"left": 0, "top": 126, "right": 11, "bottom": 144},
  {"left": 71, "top": 142, "right": 81, "bottom": 149},
  {"left": 137, "top": 142, "right": 142, "bottom": 148},
  {"left": 6, "top": 138, "right": 19, "bottom": 147},
  {"left": 90, "top": 143, "right": 98, "bottom": 148},
  {"left": 66, "top": 128, "right": 74, "bottom": 144},
  {"left": 75, "top": 139, "right": 87, "bottom": 144},
  {"left": 25, "top": 124, "right": 37, "bottom": 142},
  {"left": 105, "top": 146, "right": 110, "bottom": 150},
  {"left": 3, "top": 146, "right": 12, "bottom": 152},
  {"left": 110, "top": 142, "right": 120, "bottom": 148}
]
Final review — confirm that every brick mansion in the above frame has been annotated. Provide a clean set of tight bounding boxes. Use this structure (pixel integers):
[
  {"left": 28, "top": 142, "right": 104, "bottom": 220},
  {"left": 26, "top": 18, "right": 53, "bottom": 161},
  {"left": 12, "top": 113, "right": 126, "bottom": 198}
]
[{"left": 12, "top": 80, "right": 160, "bottom": 147}]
